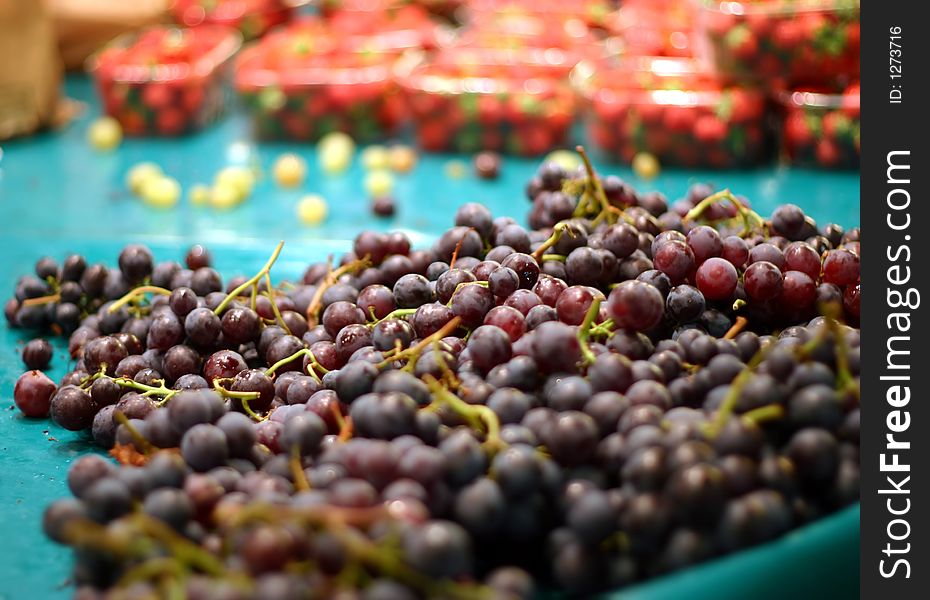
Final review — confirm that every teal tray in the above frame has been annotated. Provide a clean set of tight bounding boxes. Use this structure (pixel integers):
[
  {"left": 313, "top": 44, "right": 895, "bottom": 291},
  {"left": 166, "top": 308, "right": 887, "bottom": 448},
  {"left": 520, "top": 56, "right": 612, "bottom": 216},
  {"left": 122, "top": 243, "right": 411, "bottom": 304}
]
[{"left": 0, "top": 75, "right": 860, "bottom": 599}]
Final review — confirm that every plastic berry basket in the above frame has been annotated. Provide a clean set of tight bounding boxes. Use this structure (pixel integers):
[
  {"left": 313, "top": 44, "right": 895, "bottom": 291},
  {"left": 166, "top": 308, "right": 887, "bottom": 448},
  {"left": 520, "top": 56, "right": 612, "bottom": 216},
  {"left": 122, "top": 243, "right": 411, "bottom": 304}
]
[
  {"left": 171, "top": 0, "right": 295, "bottom": 41},
  {"left": 399, "top": 50, "right": 578, "bottom": 155},
  {"left": 696, "top": 0, "right": 860, "bottom": 88},
  {"left": 461, "top": 0, "right": 613, "bottom": 30},
  {"left": 235, "top": 43, "right": 407, "bottom": 142},
  {"left": 606, "top": 2, "right": 698, "bottom": 58},
  {"left": 775, "top": 82, "right": 860, "bottom": 169},
  {"left": 88, "top": 26, "right": 242, "bottom": 136},
  {"left": 573, "top": 57, "right": 769, "bottom": 168},
  {"left": 320, "top": 3, "right": 450, "bottom": 50},
  {"left": 457, "top": 11, "right": 603, "bottom": 51},
  {"left": 318, "top": 0, "right": 465, "bottom": 21}
]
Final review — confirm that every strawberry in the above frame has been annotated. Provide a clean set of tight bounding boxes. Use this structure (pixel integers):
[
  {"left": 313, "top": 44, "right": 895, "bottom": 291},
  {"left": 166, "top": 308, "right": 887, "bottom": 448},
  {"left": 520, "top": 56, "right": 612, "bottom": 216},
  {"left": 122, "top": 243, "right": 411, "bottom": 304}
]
[
  {"left": 156, "top": 107, "right": 186, "bottom": 135},
  {"left": 815, "top": 138, "right": 840, "bottom": 167},
  {"left": 417, "top": 119, "right": 449, "bottom": 151},
  {"left": 694, "top": 114, "right": 728, "bottom": 144},
  {"left": 477, "top": 95, "right": 504, "bottom": 126},
  {"left": 663, "top": 106, "right": 697, "bottom": 134},
  {"left": 182, "top": 85, "right": 205, "bottom": 113},
  {"left": 771, "top": 19, "right": 803, "bottom": 51},
  {"left": 728, "top": 90, "right": 764, "bottom": 123},
  {"left": 141, "top": 83, "right": 173, "bottom": 110},
  {"left": 724, "top": 25, "right": 758, "bottom": 62},
  {"left": 841, "top": 83, "right": 860, "bottom": 119},
  {"left": 282, "top": 112, "right": 312, "bottom": 139},
  {"left": 784, "top": 112, "right": 814, "bottom": 147},
  {"left": 481, "top": 129, "right": 504, "bottom": 151},
  {"left": 822, "top": 111, "right": 852, "bottom": 140}
]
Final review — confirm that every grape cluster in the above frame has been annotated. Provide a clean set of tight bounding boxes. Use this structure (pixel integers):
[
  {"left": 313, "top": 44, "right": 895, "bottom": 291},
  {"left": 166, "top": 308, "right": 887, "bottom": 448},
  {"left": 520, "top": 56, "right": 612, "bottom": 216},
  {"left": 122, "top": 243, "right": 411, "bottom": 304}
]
[{"left": 10, "top": 154, "right": 859, "bottom": 599}]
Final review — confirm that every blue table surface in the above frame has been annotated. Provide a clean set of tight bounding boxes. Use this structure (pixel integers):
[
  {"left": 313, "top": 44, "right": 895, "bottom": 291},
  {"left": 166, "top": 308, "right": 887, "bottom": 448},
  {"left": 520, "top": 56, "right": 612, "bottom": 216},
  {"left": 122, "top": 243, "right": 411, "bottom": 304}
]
[{"left": 0, "top": 74, "right": 860, "bottom": 599}]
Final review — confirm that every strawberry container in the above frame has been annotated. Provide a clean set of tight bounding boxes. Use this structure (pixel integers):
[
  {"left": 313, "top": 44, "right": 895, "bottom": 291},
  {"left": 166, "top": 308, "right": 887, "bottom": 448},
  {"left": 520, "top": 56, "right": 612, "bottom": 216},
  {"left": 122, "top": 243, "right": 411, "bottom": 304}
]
[
  {"left": 606, "top": 2, "right": 698, "bottom": 58},
  {"left": 400, "top": 49, "right": 578, "bottom": 155},
  {"left": 171, "top": 0, "right": 295, "bottom": 40},
  {"left": 777, "top": 82, "right": 859, "bottom": 169},
  {"left": 696, "top": 0, "right": 860, "bottom": 88},
  {"left": 574, "top": 57, "right": 769, "bottom": 168},
  {"left": 320, "top": 3, "right": 450, "bottom": 50},
  {"left": 319, "top": 0, "right": 464, "bottom": 21},
  {"left": 458, "top": 9, "right": 604, "bottom": 50},
  {"left": 461, "top": 0, "right": 613, "bottom": 29},
  {"left": 88, "top": 26, "right": 242, "bottom": 136},
  {"left": 235, "top": 40, "right": 406, "bottom": 141}
]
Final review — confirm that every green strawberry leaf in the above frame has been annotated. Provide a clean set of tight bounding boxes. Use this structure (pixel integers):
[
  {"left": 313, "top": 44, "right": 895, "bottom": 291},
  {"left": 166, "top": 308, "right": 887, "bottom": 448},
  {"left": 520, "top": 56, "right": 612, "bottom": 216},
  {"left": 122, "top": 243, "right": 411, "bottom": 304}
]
[{"left": 716, "top": 92, "right": 734, "bottom": 122}]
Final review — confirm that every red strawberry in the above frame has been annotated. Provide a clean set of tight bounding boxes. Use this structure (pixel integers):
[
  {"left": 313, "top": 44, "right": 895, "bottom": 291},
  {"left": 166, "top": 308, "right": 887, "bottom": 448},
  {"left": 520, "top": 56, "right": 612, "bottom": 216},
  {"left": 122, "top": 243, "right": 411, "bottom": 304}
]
[
  {"left": 477, "top": 95, "right": 504, "bottom": 126},
  {"left": 417, "top": 119, "right": 449, "bottom": 151},
  {"left": 822, "top": 111, "right": 852, "bottom": 139},
  {"left": 771, "top": 19, "right": 803, "bottom": 51},
  {"left": 728, "top": 90, "right": 764, "bottom": 122},
  {"left": 120, "top": 111, "right": 146, "bottom": 136},
  {"left": 182, "top": 86, "right": 205, "bottom": 113},
  {"left": 841, "top": 83, "right": 860, "bottom": 119},
  {"left": 694, "top": 114, "right": 728, "bottom": 143},
  {"left": 157, "top": 107, "right": 186, "bottom": 135},
  {"left": 663, "top": 106, "right": 697, "bottom": 133},
  {"left": 816, "top": 139, "right": 840, "bottom": 167},
  {"left": 142, "top": 83, "right": 172, "bottom": 109},
  {"left": 784, "top": 112, "right": 813, "bottom": 147},
  {"left": 282, "top": 113, "right": 312, "bottom": 139},
  {"left": 745, "top": 12, "right": 773, "bottom": 38}
]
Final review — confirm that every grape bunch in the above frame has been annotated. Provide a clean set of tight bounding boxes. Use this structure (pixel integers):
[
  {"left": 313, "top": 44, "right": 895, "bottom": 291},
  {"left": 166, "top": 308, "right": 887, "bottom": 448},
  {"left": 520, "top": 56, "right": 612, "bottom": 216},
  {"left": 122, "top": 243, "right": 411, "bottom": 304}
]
[{"left": 9, "top": 153, "right": 860, "bottom": 599}]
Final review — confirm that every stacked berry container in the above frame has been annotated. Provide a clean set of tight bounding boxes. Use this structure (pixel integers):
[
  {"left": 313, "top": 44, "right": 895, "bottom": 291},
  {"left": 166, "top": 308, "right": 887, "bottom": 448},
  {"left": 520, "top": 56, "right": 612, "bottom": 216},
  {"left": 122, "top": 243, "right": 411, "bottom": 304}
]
[
  {"left": 235, "top": 42, "right": 406, "bottom": 141},
  {"left": 776, "top": 82, "right": 859, "bottom": 169},
  {"left": 605, "top": 0, "right": 698, "bottom": 58},
  {"left": 461, "top": 0, "right": 614, "bottom": 30},
  {"left": 696, "top": 0, "right": 860, "bottom": 89},
  {"left": 88, "top": 26, "right": 242, "bottom": 136},
  {"left": 319, "top": 3, "right": 450, "bottom": 50},
  {"left": 170, "top": 0, "right": 295, "bottom": 40},
  {"left": 574, "top": 57, "right": 769, "bottom": 167},
  {"left": 458, "top": 7, "right": 604, "bottom": 50},
  {"left": 401, "top": 48, "right": 579, "bottom": 155},
  {"left": 319, "top": 0, "right": 465, "bottom": 21}
]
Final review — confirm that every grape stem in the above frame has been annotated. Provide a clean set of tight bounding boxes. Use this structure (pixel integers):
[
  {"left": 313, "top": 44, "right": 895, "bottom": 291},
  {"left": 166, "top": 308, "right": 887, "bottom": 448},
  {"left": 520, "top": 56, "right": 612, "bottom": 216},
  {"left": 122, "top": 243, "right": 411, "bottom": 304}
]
[
  {"left": 369, "top": 307, "right": 417, "bottom": 326},
  {"left": 22, "top": 292, "right": 62, "bottom": 307},
  {"left": 113, "top": 410, "right": 156, "bottom": 454},
  {"left": 540, "top": 253, "right": 567, "bottom": 262},
  {"left": 82, "top": 371, "right": 180, "bottom": 405},
  {"left": 305, "top": 257, "right": 371, "bottom": 325},
  {"left": 448, "top": 227, "right": 477, "bottom": 269},
  {"left": 423, "top": 375, "right": 504, "bottom": 453},
  {"left": 108, "top": 286, "right": 172, "bottom": 313},
  {"left": 742, "top": 404, "right": 785, "bottom": 425},
  {"left": 531, "top": 222, "right": 571, "bottom": 261},
  {"left": 724, "top": 316, "right": 748, "bottom": 340},
  {"left": 445, "top": 280, "right": 489, "bottom": 307},
  {"left": 213, "top": 240, "right": 285, "bottom": 316},
  {"left": 576, "top": 298, "right": 602, "bottom": 366},
  {"left": 264, "top": 348, "right": 327, "bottom": 381},
  {"left": 381, "top": 316, "right": 463, "bottom": 371},
  {"left": 290, "top": 447, "right": 311, "bottom": 492},
  {"left": 703, "top": 343, "right": 773, "bottom": 438},
  {"left": 574, "top": 145, "right": 615, "bottom": 226},
  {"left": 683, "top": 189, "right": 765, "bottom": 237}
]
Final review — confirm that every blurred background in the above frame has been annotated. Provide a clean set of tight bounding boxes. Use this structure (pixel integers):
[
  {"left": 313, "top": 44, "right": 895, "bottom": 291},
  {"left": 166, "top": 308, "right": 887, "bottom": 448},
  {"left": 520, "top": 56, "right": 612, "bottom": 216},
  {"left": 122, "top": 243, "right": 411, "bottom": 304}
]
[{"left": 0, "top": 2, "right": 860, "bottom": 598}]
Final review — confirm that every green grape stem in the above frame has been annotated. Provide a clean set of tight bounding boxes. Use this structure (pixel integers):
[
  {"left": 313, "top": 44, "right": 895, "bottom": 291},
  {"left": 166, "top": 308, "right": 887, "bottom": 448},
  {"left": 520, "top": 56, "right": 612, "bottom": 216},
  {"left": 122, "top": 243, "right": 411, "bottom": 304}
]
[
  {"left": 423, "top": 375, "right": 504, "bottom": 453},
  {"left": 576, "top": 298, "right": 603, "bottom": 366},
  {"left": 108, "top": 286, "right": 172, "bottom": 313},
  {"left": 683, "top": 189, "right": 765, "bottom": 237},
  {"left": 213, "top": 240, "right": 285, "bottom": 316}
]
